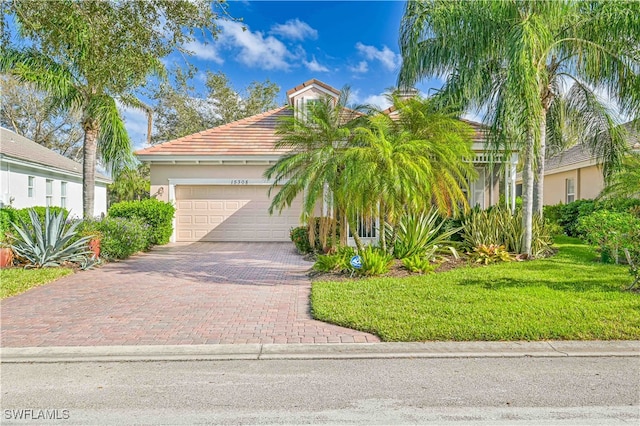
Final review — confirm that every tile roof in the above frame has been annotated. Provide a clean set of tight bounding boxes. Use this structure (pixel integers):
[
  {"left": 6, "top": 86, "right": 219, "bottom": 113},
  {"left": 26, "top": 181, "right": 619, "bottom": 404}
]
[
  {"left": 0, "top": 127, "right": 110, "bottom": 181},
  {"left": 546, "top": 120, "right": 640, "bottom": 172},
  {"left": 286, "top": 79, "right": 340, "bottom": 100},
  {"left": 135, "top": 107, "right": 293, "bottom": 157}
]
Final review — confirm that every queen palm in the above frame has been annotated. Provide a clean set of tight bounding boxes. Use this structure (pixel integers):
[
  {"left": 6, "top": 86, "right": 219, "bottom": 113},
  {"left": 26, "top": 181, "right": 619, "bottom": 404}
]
[
  {"left": 399, "top": 0, "right": 640, "bottom": 255},
  {"left": 344, "top": 96, "right": 476, "bottom": 250},
  {"left": 264, "top": 88, "right": 367, "bottom": 249}
]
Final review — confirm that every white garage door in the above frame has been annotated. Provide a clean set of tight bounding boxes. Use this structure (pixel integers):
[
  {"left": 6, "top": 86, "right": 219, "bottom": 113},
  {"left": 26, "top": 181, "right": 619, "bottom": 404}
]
[{"left": 175, "top": 185, "right": 302, "bottom": 242}]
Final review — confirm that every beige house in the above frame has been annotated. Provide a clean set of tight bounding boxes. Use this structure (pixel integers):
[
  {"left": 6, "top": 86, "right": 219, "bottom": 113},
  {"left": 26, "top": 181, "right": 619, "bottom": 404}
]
[
  {"left": 516, "top": 122, "right": 640, "bottom": 205},
  {"left": 136, "top": 79, "right": 518, "bottom": 243}
]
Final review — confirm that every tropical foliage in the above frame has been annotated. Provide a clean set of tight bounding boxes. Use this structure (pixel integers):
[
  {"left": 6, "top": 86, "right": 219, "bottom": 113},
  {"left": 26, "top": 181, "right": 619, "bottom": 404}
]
[
  {"left": 1, "top": 0, "right": 228, "bottom": 217},
  {"left": 11, "top": 208, "right": 92, "bottom": 268},
  {"left": 399, "top": 0, "right": 640, "bottom": 255}
]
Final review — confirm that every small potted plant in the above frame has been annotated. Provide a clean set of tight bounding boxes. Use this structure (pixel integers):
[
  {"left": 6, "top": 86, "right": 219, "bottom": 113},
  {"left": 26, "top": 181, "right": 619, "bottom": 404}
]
[{"left": 0, "top": 231, "right": 14, "bottom": 268}]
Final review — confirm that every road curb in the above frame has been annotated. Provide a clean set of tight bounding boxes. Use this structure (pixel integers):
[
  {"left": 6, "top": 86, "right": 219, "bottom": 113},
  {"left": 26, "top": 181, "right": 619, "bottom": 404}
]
[{"left": 1, "top": 341, "right": 638, "bottom": 363}]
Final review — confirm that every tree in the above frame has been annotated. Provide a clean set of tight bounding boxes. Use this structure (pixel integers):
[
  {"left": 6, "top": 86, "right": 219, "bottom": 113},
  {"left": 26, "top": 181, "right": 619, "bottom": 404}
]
[
  {"left": 398, "top": 0, "right": 640, "bottom": 255},
  {"left": 264, "top": 88, "right": 367, "bottom": 249},
  {"left": 150, "top": 69, "right": 280, "bottom": 144},
  {"left": 0, "top": 75, "right": 83, "bottom": 160},
  {"left": 1, "top": 0, "right": 229, "bottom": 218},
  {"left": 107, "top": 163, "right": 151, "bottom": 206},
  {"left": 345, "top": 96, "right": 476, "bottom": 250}
]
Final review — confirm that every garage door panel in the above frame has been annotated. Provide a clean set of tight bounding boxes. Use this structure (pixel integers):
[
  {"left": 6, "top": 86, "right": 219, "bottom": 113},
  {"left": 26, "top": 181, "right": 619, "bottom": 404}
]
[{"left": 176, "top": 185, "right": 302, "bottom": 242}]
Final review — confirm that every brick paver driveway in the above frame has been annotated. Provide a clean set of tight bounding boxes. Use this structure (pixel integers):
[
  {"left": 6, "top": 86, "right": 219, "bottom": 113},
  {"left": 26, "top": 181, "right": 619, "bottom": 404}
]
[{"left": 1, "top": 243, "right": 379, "bottom": 347}]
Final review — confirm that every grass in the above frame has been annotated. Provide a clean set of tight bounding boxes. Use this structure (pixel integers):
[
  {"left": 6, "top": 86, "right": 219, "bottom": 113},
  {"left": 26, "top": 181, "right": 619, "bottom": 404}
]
[
  {"left": 0, "top": 267, "right": 74, "bottom": 299},
  {"left": 311, "top": 236, "right": 640, "bottom": 341}
]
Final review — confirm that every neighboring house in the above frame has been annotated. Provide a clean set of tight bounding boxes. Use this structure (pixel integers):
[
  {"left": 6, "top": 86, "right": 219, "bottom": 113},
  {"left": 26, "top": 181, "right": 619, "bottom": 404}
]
[
  {"left": 136, "top": 79, "right": 518, "bottom": 243},
  {"left": 0, "top": 127, "right": 110, "bottom": 217},
  {"left": 516, "top": 121, "right": 640, "bottom": 205}
]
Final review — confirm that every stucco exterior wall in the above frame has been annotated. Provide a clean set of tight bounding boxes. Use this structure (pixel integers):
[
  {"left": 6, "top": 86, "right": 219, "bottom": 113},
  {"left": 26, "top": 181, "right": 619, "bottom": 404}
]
[
  {"left": 542, "top": 165, "right": 604, "bottom": 205},
  {"left": 0, "top": 160, "right": 108, "bottom": 218},
  {"left": 149, "top": 164, "right": 272, "bottom": 203}
]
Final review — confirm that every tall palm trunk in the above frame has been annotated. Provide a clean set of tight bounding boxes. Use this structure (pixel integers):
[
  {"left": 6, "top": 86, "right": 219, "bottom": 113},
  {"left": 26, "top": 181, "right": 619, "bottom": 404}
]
[
  {"left": 534, "top": 106, "right": 550, "bottom": 216},
  {"left": 347, "top": 216, "right": 365, "bottom": 252},
  {"left": 521, "top": 131, "right": 535, "bottom": 257},
  {"left": 82, "top": 119, "right": 99, "bottom": 218}
]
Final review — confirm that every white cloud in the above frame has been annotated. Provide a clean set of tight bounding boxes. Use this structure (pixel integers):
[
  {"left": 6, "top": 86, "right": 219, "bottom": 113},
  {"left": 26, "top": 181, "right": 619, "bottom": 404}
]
[
  {"left": 355, "top": 42, "right": 401, "bottom": 71},
  {"left": 218, "top": 21, "right": 293, "bottom": 71},
  {"left": 304, "top": 56, "right": 329, "bottom": 72},
  {"left": 349, "top": 61, "right": 369, "bottom": 73},
  {"left": 183, "top": 39, "right": 224, "bottom": 64},
  {"left": 270, "top": 19, "right": 318, "bottom": 41},
  {"left": 363, "top": 94, "right": 392, "bottom": 110}
]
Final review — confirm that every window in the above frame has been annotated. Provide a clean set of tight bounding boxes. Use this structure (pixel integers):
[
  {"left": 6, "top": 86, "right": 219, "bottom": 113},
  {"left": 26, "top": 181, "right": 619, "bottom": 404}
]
[
  {"left": 566, "top": 178, "right": 575, "bottom": 203},
  {"left": 60, "top": 182, "right": 67, "bottom": 208},
  {"left": 46, "top": 179, "right": 53, "bottom": 206},
  {"left": 28, "top": 176, "right": 35, "bottom": 198}
]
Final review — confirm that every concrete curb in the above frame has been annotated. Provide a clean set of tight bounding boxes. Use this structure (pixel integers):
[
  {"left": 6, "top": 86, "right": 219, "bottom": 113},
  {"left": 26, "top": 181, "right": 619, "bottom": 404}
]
[{"left": 1, "top": 341, "right": 638, "bottom": 363}]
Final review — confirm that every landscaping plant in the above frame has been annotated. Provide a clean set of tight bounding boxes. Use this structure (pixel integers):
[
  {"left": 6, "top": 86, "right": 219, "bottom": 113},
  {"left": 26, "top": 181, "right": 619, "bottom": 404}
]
[
  {"left": 97, "top": 216, "right": 150, "bottom": 260},
  {"left": 401, "top": 254, "right": 437, "bottom": 274},
  {"left": 390, "top": 209, "right": 461, "bottom": 259},
  {"left": 469, "top": 244, "right": 513, "bottom": 265},
  {"left": 108, "top": 199, "right": 175, "bottom": 245},
  {"left": 578, "top": 210, "right": 640, "bottom": 264},
  {"left": 10, "top": 207, "right": 92, "bottom": 268},
  {"left": 312, "top": 246, "right": 355, "bottom": 273},
  {"left": 358, "top": 245, "right": 394, "bottom": 276}
]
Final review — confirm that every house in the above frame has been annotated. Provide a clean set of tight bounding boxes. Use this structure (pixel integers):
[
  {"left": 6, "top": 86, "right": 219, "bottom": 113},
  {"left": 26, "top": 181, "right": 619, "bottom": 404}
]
[
  {"left": 0, "top": 127, "right": 110, "bottom": 217},
  {"left": 136, "top": 79, "right": 518, "bottom": 243},
  {"left": 516, "top": 121, "right": 640, "bottom": 205}
]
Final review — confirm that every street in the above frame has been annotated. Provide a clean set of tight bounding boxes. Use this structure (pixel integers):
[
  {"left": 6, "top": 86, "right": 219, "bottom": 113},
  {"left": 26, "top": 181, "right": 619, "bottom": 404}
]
[{"left": 2, "top": 356, "right": 639, "bottom": 425}]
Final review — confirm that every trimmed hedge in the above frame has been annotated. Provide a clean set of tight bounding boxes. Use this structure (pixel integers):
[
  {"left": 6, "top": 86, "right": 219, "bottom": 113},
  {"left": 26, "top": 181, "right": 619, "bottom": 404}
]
[
  {"left": 544, "top": 198, "right": 640, "bottom": 237},
  {"left": 108, "top": 199, "right": 175, "bottom": 245}
]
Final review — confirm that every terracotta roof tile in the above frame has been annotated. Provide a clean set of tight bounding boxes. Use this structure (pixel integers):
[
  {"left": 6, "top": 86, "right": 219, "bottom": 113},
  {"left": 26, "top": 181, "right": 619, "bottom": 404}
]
[{"left": 135, "top": 107, "right": 292, "bottom": 157}]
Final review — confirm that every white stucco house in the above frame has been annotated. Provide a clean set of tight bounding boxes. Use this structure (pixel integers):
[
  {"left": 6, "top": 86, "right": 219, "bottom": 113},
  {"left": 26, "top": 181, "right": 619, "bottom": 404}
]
[
  {"left": 0, "top": 127, "right": 110, "bottom": 218},
  {"left": 136, "top": 79, "right": 518, "bottom": 243}
]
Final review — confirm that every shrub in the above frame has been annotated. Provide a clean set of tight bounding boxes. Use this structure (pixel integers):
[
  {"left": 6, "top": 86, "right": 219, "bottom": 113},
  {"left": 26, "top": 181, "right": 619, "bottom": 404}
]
[
  {"left": 11, "top": 207, "right": 91, "bottom": 268},
  {"left": 312, "top": 246, "right": 355, "bottom": 273},
  {"left": 469, "top": 244, "right": 513, "bottom": 265},
  {"left": 545, "top": 198, "right": 640, "bottom": 237},
  {"left": 578, "top": 210, "right": 640, "bottom": 264},
  {"left": 15, "top": 206, "right": 70, "bottom": 227},
  {"left": 291, "top": 226, "right": 313, "bottom": 254},
  {"left": 0, "top": 207, "right": 18, "bottom": 244},
  {"left": 390, "top": 209, "right": 461, "bottom": 259},
  {"left": 108, "top": 199, "right": 174, "bottom": 245},
  {"left": 358, "top": 245, "right": 393, "bottom": 276},
  {"left": 97, "top": 216, "right": 150, "bottom": 260},
  {"left": 462, "top": 206, "right": 553, "bottom": 257},
  {"left": 401, "top": 254, "right": 437, "bottom": 274}
]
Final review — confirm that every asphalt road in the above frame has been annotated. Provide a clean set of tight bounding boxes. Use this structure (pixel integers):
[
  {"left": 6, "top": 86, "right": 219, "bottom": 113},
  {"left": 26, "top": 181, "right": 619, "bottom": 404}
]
[{"left": 2, "top": 357, "right": 639, "bottom": 425}]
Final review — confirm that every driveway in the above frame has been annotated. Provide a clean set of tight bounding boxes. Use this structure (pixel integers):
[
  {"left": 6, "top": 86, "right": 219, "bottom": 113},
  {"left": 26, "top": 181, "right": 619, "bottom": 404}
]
[{"left": 0, "top": 243, "right": 379, "bottom": 347}]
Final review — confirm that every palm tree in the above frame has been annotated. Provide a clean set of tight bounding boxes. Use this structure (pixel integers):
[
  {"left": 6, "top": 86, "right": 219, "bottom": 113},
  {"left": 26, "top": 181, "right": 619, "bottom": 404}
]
[
  {"left": 599, "top": 153, "right": 640, "bottom": 200},
  {"left": 344, "top": 96, "right": 476, "bottom": 250},
  {"left": 1, "top": 48, "right": 142, "bottom": 217},
  {"left": 398, "top": 0, "right": 640, "bottom": 255},
  {"left": 264, "top": 88, "right": 367, "bottom": 249}
]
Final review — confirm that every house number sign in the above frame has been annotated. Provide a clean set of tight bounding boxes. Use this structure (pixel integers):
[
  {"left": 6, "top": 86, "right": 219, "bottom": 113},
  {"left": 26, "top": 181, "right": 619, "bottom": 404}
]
[{"left": 230, "top": 179, "right": 249, "bottom": 185}]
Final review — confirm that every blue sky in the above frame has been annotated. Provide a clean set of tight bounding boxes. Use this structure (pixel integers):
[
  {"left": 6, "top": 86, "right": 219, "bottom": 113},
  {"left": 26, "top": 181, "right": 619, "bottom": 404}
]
[{"left": 125, "top": 0, "right": 447, "bottom": 149}]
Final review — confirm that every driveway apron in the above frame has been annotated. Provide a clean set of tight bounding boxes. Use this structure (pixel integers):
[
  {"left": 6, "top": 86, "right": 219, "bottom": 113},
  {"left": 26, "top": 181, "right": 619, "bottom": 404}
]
[{"left": 1, "top": 243, "right": 379, "bottom": 347}]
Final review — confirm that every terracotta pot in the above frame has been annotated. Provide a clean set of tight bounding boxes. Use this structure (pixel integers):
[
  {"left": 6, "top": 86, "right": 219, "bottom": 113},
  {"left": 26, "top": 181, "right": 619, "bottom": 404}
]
[
  {"left": 0, "top": 247, "right": 14, "bottom": 268},
  {"left": 88, "top": 239, "right": 101, "bottom": 259}
]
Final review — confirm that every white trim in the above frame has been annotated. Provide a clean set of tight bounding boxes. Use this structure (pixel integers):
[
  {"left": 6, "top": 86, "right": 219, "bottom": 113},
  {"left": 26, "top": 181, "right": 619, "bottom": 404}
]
[
  {"left": 168, "top": 178, "right": 281, "bottom": 186},
  {"left": 287, "top": 85, "right": 339, "bottom": 101},
  {"left": 136, "top": 155, "right": 280, "bottom": 164},
  {"left": 0, "top": 154, "right": 111, "bottom": 184}
]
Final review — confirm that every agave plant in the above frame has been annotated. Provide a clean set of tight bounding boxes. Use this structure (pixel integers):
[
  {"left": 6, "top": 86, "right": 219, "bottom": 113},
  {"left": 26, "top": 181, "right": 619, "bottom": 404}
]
[
  {"left": 11, "top": 208, "right": 92, "bottom": 268},
  {"left": 389, "top": 209, "right": 461, "bottom": 259}
]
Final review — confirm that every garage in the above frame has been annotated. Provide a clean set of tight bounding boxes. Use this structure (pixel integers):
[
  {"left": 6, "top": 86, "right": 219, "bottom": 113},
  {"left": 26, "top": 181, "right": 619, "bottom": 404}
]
[{"left": 175, "top": 185, "right": 302, "bottom": 242}]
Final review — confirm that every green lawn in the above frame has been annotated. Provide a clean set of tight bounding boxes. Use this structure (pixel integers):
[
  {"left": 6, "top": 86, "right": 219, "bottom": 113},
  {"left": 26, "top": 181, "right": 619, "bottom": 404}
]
[
  {"left": 0, "top": 268, "right": 74, "bottom": 299},
  {"left": 311, "top": 237, "right": 640, "bottom": 341}
]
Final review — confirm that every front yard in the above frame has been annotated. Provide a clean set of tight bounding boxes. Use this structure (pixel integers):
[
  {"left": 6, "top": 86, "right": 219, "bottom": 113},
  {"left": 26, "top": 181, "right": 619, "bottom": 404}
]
[
  {"left": 311, "top": 237, "right": 640, "bottom": 341},
  {"left": 0, "top": 268, "right": 73, "bottom": 299}
]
